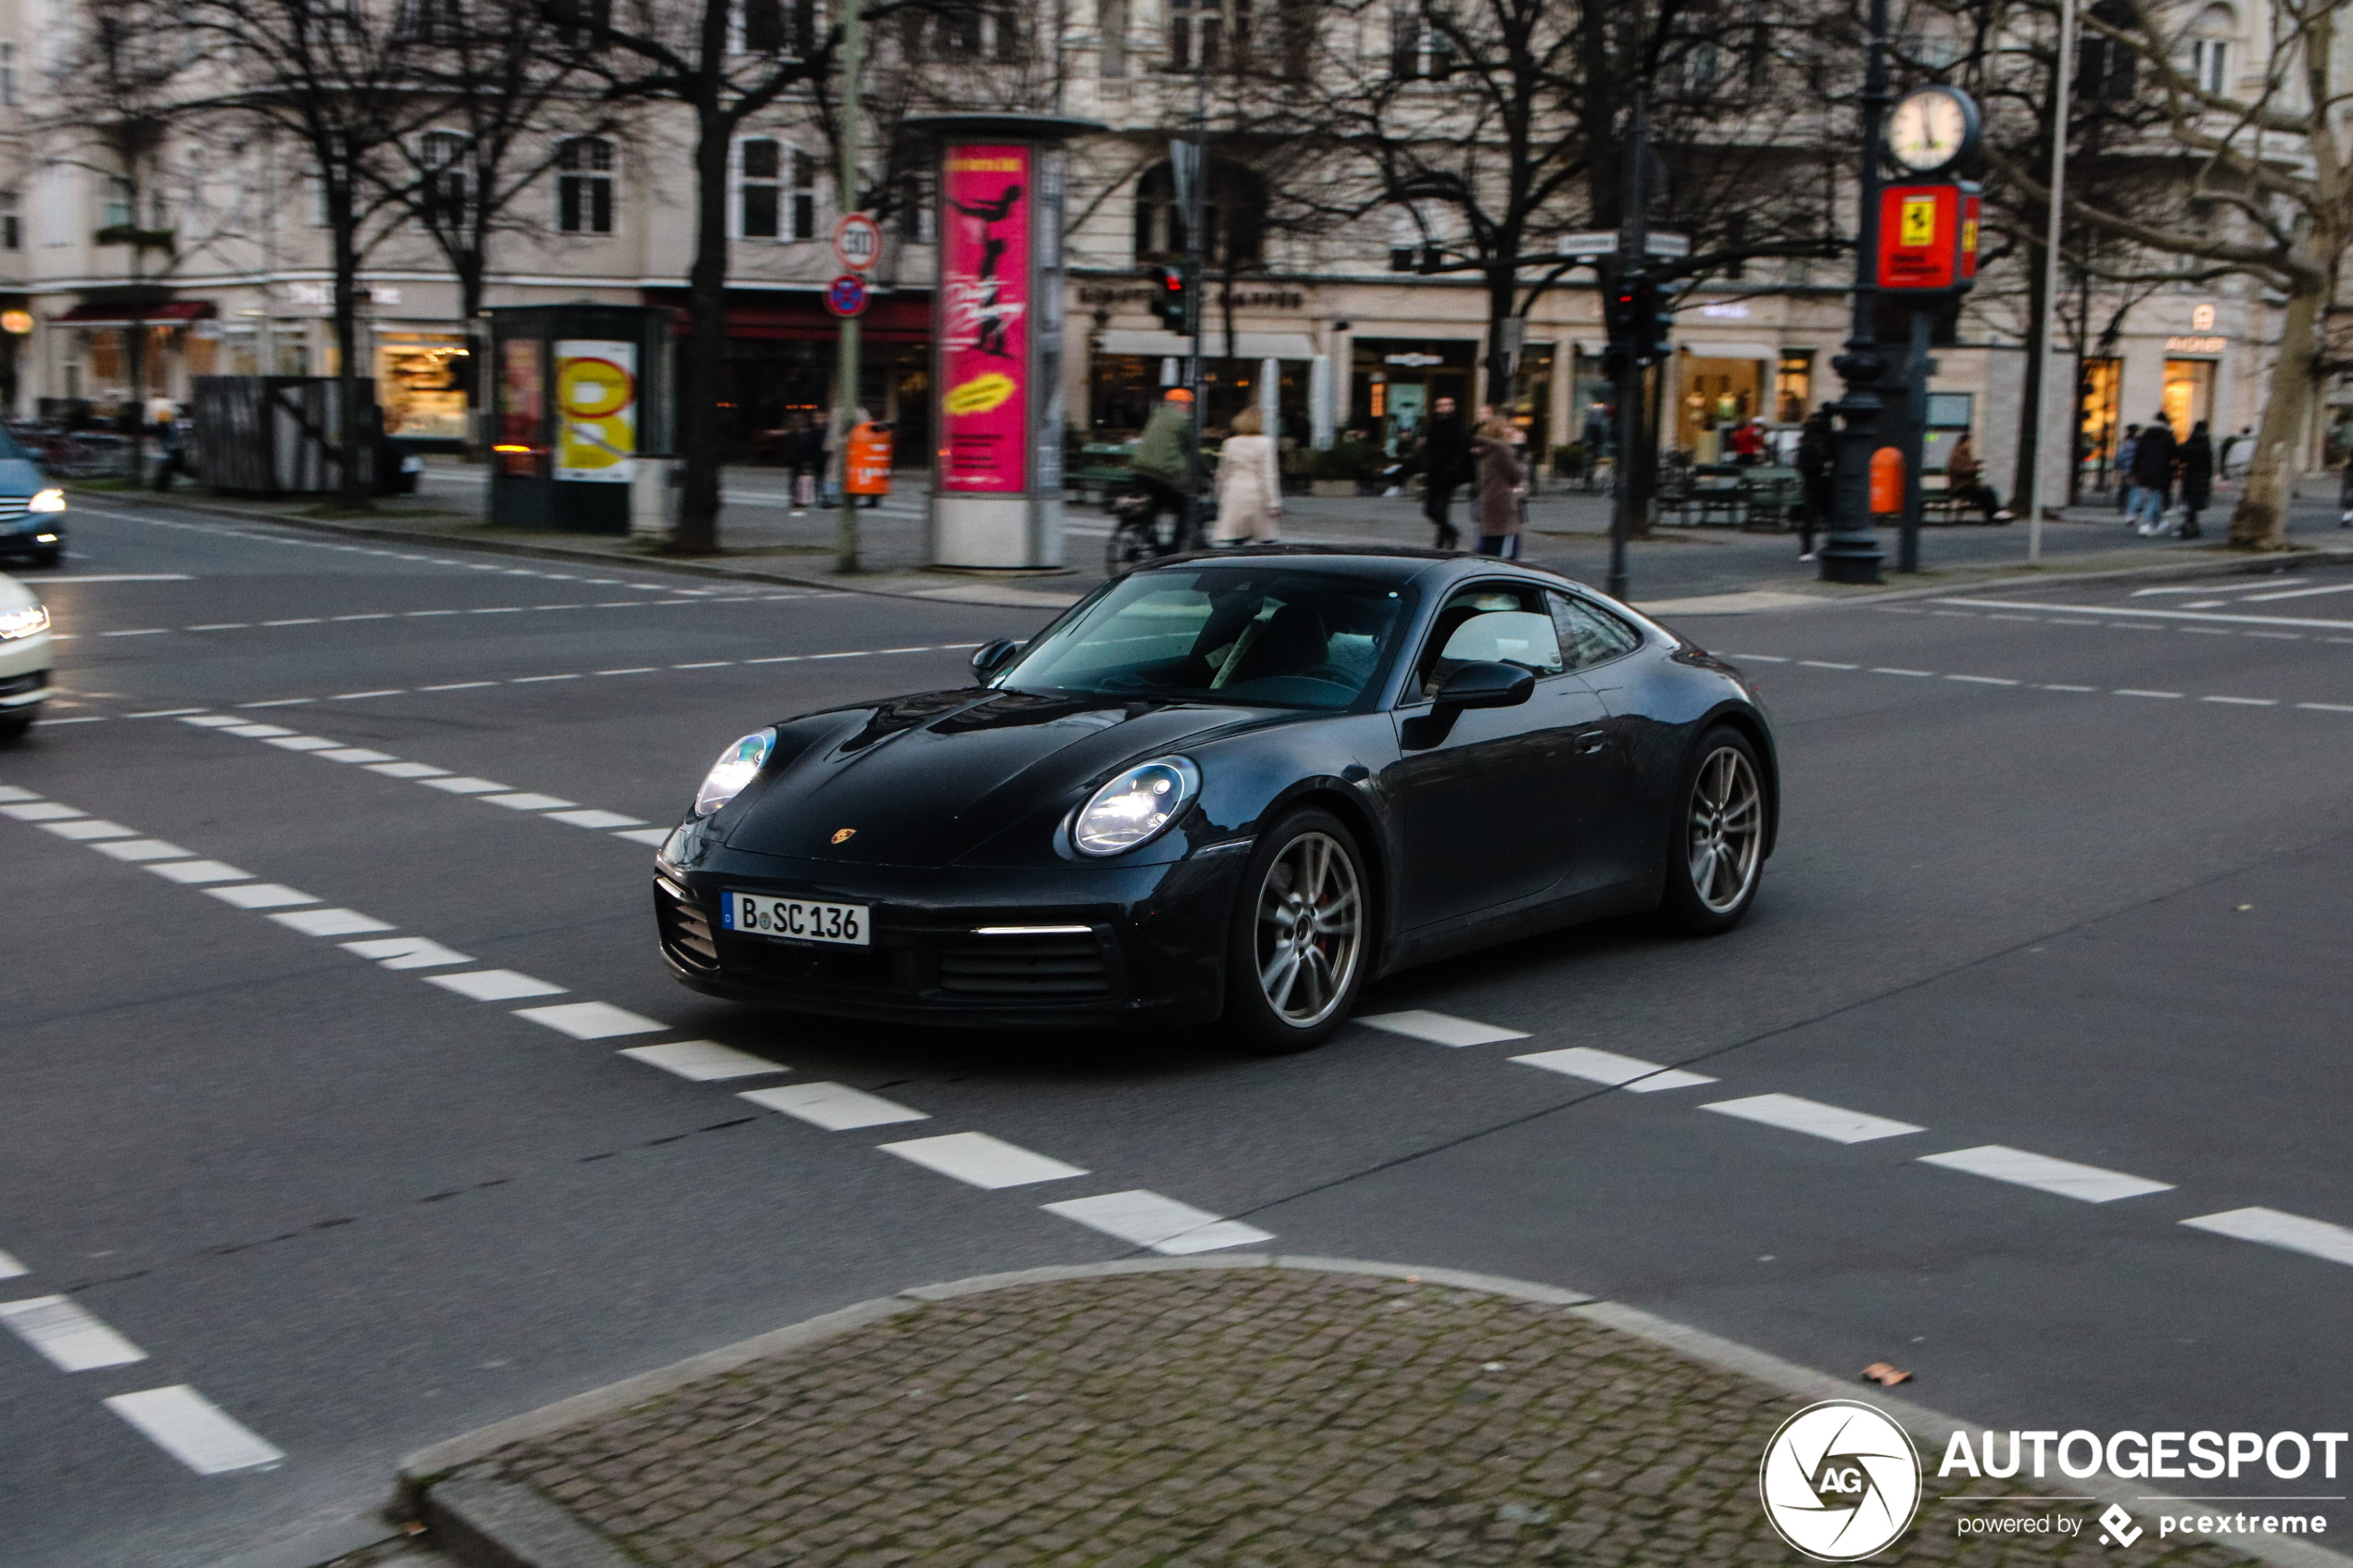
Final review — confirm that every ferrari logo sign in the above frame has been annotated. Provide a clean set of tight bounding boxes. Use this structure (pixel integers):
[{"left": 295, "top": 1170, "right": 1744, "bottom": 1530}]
[
  {"left": 831, "top": 828, "right": 858, "bottom": 844},
  {"left": 1899, "top": 196, "right": 1937, "bottom": 248}
]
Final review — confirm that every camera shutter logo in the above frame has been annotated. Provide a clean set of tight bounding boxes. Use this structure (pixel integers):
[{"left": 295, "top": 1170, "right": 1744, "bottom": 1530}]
[{"left": 1758, "top": 1400, "right": 1922, "bottom": 1561}]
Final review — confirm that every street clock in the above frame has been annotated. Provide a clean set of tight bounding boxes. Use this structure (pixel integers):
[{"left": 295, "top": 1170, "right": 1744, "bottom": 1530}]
[{"left": 1884, "top": 84, "right": 1981, "bottom": 176}]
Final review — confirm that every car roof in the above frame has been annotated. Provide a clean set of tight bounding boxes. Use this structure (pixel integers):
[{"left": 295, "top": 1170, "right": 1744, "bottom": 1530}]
[{"left": 1140, "top": 545, "right": 1593, "bottom": 596}]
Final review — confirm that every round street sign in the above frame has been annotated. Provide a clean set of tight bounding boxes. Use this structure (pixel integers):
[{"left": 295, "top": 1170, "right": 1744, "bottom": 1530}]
[
  {"left": 825, "top": 273, "right": 869, "bottom": 319},
  {"left": 833, "top": 212, "right": 882, "bottom": 272}
]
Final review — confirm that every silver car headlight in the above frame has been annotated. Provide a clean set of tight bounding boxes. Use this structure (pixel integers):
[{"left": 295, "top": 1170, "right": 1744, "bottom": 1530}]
[
  {"left": 0, "top": 602, "right": 48, "bottom": 641},
  {"left": 694, "top": 728, "right": 775, "bottom": 817},
  {"left": 1073, "top": 756, "right": 1200, "bottom": 857},
  {"left": 28, "top": 488, "right": 65, "bottom": 514}
]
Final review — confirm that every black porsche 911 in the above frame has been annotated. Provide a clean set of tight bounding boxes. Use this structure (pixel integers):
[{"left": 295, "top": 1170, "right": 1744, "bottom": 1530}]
[{"left": 652, "top": 547, "right": 1777, "bottom": 1050}]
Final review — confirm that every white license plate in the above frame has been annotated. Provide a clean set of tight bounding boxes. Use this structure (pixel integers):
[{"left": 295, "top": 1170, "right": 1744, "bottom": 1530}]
[{"left": 721, "top": 891, "right": 870, "bottom": 947}]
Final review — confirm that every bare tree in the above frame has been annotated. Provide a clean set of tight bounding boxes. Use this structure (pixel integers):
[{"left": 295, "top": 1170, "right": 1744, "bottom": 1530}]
[{"left": 560, "top": 0, "right": 839, "bottom": 554}]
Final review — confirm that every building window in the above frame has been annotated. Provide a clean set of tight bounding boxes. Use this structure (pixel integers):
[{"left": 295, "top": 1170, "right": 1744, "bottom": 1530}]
[
  {"left": 1390, "top": 7, "right": 1451, "bottom": 80},
  {"left": 1775, "top": 350, "right": 1812, "bottom": 422},
  {"left": 1132, "top": 158, "right": 1265, "bottom": 266},
  {"left": 1, "top": 43, "right": 18, "bottom": 107},
  {"left": 105, "top": 176, "right": 134, "bottom": 229},
  {"left": 0, "top": 191, "right": 19, "bottom": 250},
  {"left": 421, "top": 131, "right": 468, "bottom": 226},
  {"left": 547, "top": 0, "right": 611, "bottom": 48},
  {"left": 791, "top": 149, "right": 818, "bottom": 240},
  {"left": 557, "top": 136, "right": 613, "bottom": 233},
  {"left": 739, "top": 0, "right": 815, "bottom": 55},
  {"left": 1167, "top": 0, "right": 1245, "bottom": 72},
  {"left": 740, "top": 138, "right": 781, "bottom": 239}
]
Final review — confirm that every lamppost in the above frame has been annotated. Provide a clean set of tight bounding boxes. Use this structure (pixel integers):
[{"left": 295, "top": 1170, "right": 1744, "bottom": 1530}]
[{"left": 1818, "top": 0, "right": 1896, "bottom": 584}]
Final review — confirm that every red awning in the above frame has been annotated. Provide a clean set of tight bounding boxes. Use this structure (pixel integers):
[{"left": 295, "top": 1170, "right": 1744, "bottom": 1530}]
[
  {"left": 644, "top": 289, "right": 931, "bottom": 345},
  {"left": 53, "top": 300, "right": 217, "bottom": 328}
]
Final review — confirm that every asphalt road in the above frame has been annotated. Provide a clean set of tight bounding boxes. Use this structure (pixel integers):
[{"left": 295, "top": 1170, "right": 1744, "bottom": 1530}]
[{"left": 4, "top": 505, "right": 2350, "bottom": 1568}]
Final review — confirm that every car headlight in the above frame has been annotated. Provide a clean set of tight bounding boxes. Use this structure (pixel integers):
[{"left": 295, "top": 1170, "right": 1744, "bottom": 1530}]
[
  {"left": 1073, "top": 756, "right": 1200, "bottom": 857},
  {"left": 27, "top": 488, "right": 65, "bottom": 514},
  {"left": 694, "top": 727, "right": 775, "bottom": 817},
  {"left": 0, "top": 602, "right": 48, "bottom": 641}
]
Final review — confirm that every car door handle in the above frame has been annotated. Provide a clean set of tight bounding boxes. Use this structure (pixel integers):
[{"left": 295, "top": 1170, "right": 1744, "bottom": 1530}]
[{"left": 1574, "top": 732, "right": 1609, "bottom": 754}]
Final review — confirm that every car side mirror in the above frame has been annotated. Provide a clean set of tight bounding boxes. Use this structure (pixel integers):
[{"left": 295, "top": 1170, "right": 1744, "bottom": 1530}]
[
  {"left": 1434, "top": 660, "right": 1534, "bottom": 711},
  {"left": 970, "top": 638, "right": 1021, "bottom": 682}
]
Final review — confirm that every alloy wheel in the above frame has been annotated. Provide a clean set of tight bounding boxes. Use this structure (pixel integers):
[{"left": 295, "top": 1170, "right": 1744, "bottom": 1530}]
[
  {"left": 1686, "top": 746, "right": 1764, "bottom": 914},
  {"left": 1253, "top": 830, "right": 1364, "bottom": 1028}
]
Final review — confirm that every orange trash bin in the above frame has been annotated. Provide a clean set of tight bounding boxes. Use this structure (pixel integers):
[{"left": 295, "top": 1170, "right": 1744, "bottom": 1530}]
[{"left": 847, "top": 422, "right": 894, "bottom": 496}]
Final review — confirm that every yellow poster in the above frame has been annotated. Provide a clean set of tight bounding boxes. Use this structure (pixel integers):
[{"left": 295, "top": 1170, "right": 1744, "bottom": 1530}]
[
  {"left": 1899, "top": 197, "right": 1937, "bottom": 249},
  {"left": 555, "top": 339, "right": 637, "bottom": 483}
]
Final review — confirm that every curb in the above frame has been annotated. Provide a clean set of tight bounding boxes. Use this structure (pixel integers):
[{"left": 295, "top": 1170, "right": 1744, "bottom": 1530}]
[
  {"left": 390, "top": 1255, "right": 2347, "bottom": 1568},
  {"left": 63, "top": 486, "right": 1083, "bottom": 609}
]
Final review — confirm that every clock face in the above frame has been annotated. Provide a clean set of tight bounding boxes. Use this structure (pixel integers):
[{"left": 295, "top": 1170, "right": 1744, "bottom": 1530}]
[{"left": 1888, "top": 89, "right": 1969, "bottom": 171}]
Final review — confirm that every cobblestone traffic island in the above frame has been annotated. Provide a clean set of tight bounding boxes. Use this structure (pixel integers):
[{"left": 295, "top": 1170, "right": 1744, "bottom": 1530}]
[{"left": 436, "top": 1267, "right": 2261, "bottom": 1567}]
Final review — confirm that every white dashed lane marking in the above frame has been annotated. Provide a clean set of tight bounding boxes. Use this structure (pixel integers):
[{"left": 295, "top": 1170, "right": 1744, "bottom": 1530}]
[
  {"left": 425, "top": 970, "right": 567, "bottom": 1002},
  {"left": 0, "top": 1296, "right": 148, "bottom": 1371},
  {"left": 1931, "top": 596, "right": 2353, "bottom": 633},
  {"left": 1040, "top": 1191, "right": 1276, "bottom": 1256},
  {"left": 877, "top": 1132, "right": 1090, "bottom": 1190},
  {"left": 1722, "top": 654, "right": 2345, "bottom": 715},
  {"left": 105, "top": 1386, "right": 283, "bottom": 1475},
  {"left": 513, "top": 1001, "right": 669, "bottom": 1040},
  {"left": 739, "top": 1083, "right": 930, "bottom": 1131},
  {"left": 1702, "top": 1094, "right": 1926, "bottom": 1145},
  {"left": 1919, "top": 1145, "right": 2173, "bottom": 1203},
  {"left": 2181, "top": 1208, "right": 2353, "bottom": 1268},
  {"left": 623, "top": 1041, "right": 788, "bottom": 1082},
  {"left": 1511, "top": 1047, "right": 1718, "bottom": 1093},
  {"left": 1357, "top": 1010, "right": 1532, "bottom": 1047}
]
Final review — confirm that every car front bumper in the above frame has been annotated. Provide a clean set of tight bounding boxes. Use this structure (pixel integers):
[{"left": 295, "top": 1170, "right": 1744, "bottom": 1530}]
[
  {"left": 0, "top": 509, "right": 61, "bottom": 556},
  {"left": 0, "top": 621, "right": 49, "bottom": 709},
  {"left": 654, "top": 840, "right": 1252, "bottom": 1029}
]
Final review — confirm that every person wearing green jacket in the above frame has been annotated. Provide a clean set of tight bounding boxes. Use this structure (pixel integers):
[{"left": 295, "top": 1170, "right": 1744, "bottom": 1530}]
[{"left": 1128, "top": 387, "right": 1204, "bottom": 550}]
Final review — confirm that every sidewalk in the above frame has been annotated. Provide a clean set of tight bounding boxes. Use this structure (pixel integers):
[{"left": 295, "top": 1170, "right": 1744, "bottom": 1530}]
[{"left": 392, "top": 1261, "right": 2279, "bottom": 1568}]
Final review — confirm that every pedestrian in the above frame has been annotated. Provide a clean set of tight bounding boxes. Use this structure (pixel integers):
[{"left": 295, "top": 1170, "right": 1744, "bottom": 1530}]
[
  {"left": 152, "top": 410, "right": 188, "bottom": 492},
  {"left": 2177, "top": 420, "right": 2213, "bottom": 539},
  {"left": 787, "top": 414, "right": 823, "bottom": 513},
  {"left": 1421, "top": 394, "right": 1470, "bottom": 549},
  {"left": 2116, "top": 424, "right": 2141, "bottom": 516},
  {"left": 1129, "top": 387, "right": 1204, "bottom": 551},
  {"left": 1211, "top": 406, "right": 1282, "bottom": 546},
  {"left": 1728, "top": 417, "right": 1766, "bottom": 465},
  {"left": 2129, "top": 412, "right": 2178, "bottom": 535},
  {"left": 1943, "top": 433, "right": 2014, "bottom": 523},
  {"left": 1795, "top": 402, "right": 1836, "bottom": 561},
  {"left": 1581, "top": 402, "right": 1609, "bottom": 457},
  {"left": 1470, "top": 417, "right": 1527, "bottom": 559}
]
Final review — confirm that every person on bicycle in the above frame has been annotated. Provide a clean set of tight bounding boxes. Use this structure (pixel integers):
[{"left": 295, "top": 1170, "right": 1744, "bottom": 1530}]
[{"left": 1129, "top": 387, "right": 1204, "bottom": 552}]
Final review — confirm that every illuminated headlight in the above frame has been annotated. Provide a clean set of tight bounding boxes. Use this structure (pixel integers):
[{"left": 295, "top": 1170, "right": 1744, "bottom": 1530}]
[
  {"left": 1073, "top": 756, "right": 1200, "bottom": 857},
  {"left": 0, "top": 602, "right": 48, "bottom": 641},
  {"left": 693, "top": 727, "right": 775, "bottom": 817},
  {"left": 27, "top": 488, "right": 65, "bottom": 513}
]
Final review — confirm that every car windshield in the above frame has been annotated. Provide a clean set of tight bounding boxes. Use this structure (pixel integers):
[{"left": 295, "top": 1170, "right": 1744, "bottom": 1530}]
[{"left": 1000, "top": 567, "right": 1415, "bottom": 709}]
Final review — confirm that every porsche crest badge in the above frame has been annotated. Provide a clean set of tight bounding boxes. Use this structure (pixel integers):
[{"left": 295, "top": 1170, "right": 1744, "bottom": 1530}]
[{"left": 831, "top": 828, "right": 858, "bottom": 844}]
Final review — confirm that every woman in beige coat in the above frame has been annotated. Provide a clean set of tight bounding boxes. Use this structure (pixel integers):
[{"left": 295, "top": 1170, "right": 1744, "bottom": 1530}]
[
  {"left": 1212, "top": 406, "right": 1283, "bottom": 545},
  {"left": 1470, "top": 418, "right": 1528, "bottom": 558}
]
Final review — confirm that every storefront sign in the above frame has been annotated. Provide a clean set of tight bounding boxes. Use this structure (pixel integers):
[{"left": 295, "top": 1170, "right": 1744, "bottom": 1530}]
[
  {"left": 497, "top": 338, "right": 544, "bottom": 476},
  {"left": 2192, "top": 304, "right": 2217, "bottom": 330},
  {"left": 1877, "top": 184, "right": 1966, "bottom": 291},
  {"left": 553, "top": 339, "right": 637, "bottom": 483},
  {"left": 938, "top": 144, "right": 1031, "bottom": 494},
  {"left": 2166, "top": 336, "right": 2227, "bottom": 354},
  {"left": 1385, "top": 352, "right": 1445, "bottom": 368}
]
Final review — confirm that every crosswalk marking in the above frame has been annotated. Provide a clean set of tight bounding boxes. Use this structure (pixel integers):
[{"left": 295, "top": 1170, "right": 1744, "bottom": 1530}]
[
  {"left": 1042, "top": 1190, "right": 1274, "bottom": 1255},
  {"left": 1510, "top": 1047, "right": 1717, "bottom": 1092},
  {"left": 106, "top": 1386, "right": 283, "bottom": 1475},
  {"left": 426, "top": 969, "right": 568, "bottom": 1001},
  {"left": 1919, "top": 1145, "right": 2172, "bottom": 1203},
  {"left": 342, "top": 935, "right": 472, "bottom": 969},
  {"left": 0, "top": 1296, "right": 147, "bottom": 1371},
  {"left": 512, "top": 1001, "right": 668, "bottom": 1040},
  {"left": 1356, "top": 1010, "right": 1531, "bottom": 1047},
  {"left": 145, "top": 859, "right": 251, "bottom": 884},
  {"left": 1702, "top": 1094, "right": 1925, "bottom": 1145},
  {"left": 269, "top": 908, "right": 396, "bottom": 937},
  {"left": 878, "top": 1132, "right": 1089, "bottom": 1189},
  {"left": 204, "top": 883, "right": 320, "bottom": 911},
  {"left": 621, "top": 1041, "right": 787, "bottom": 1081}
]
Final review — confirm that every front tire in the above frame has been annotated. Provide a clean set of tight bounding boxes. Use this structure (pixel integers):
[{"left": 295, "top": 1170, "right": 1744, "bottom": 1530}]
[
  {"left": 1659, "top": 727, "right": 1767, "bottom": 935},
  {"left": 1224, "top": 809, "right": 1370, "bottom": 1053},
  {"left": 0, "top": 709, "right": 35, "bottom": 743}
]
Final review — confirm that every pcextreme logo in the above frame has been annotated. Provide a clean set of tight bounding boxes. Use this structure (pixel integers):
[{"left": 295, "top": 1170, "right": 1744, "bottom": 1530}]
[{"left": 1760, "top": 1400, "right": 1924, "bottom": 1561}]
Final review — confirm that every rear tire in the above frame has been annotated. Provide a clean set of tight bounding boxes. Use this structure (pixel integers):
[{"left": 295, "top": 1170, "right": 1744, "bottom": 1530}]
[
  {"left": 30, "top": 547, "right": 60, "bottom": 571},
  {"left": 0, "top": 709, "right": 34, "bottom": 743},
  {"left": 1223, "top": 809, "right": 1371, "bottom": 1054},
  {"left": 1658, "top": 726, "right": 1767, "bottom": 935}
]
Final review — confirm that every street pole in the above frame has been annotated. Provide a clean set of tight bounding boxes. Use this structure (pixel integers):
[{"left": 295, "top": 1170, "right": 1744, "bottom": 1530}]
[
  {"left": 1184, "top": 64, "right": 1207, "bottom": 514},
  {"left": 834, "top": 0, "right": 862, "bottom": 574},
  {"left": 1607, "top": 74, "right": 1651, "bottom": 603},
  {"left": 1819, "top": 0, "right": 1893, "bottom": 584},
  {"left": 2024, "top": 0, "right": 2078, "bottom": 562},
  {"left": 1899, "top": 305, "right": 1930, "bottom": 572}
]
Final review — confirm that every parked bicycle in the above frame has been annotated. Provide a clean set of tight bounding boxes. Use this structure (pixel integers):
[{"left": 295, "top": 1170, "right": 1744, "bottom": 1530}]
[{"left": 1103, "top": 482, "right": 1211, "bottom": 577}]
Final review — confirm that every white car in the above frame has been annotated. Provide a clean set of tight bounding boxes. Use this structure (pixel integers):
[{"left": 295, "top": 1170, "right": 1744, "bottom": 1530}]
[{"left": 0, "top": 570, "right": 52, "bottom": 740}]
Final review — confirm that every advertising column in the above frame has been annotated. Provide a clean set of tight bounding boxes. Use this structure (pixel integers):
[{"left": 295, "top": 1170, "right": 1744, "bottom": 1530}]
[{"left": 917, "top": 115, "right": 1099, "bottom": 570}]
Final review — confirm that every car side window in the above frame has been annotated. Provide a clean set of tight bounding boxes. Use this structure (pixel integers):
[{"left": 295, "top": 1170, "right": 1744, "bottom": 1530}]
[
  {"left": 1548, "top": 591, "right": 1641, "bottom": 671},
  {"left": 1415, "top": 584, "right": 1564, "bottom": 697}
]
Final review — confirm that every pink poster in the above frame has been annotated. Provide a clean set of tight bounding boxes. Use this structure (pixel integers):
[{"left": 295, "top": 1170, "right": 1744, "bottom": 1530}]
[{"left": 938, "top": 144, "right": 1030, "bottom": 493}]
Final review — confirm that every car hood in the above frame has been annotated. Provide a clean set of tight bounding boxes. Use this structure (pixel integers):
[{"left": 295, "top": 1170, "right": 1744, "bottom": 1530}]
[
  {"left": 0, "top": 458, "right": 45, "bottom": 497},
  {"left": 715, "top": 687, "right": 1286, "bottom": 868},
  {"left": 0, "top": 571, "right": 33, "bottom": 612}
]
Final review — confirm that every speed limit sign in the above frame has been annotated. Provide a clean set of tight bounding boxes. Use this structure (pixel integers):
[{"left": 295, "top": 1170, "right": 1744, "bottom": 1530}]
[{"left": 833, "top": 212, "right": 882, "bottom": 272}]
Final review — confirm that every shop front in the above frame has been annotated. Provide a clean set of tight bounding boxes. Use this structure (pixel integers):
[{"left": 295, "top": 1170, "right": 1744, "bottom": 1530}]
[
  {"left": 1087, "top": 329, "right": 1317, "bottom": 441},
  {"left": 52, "top": 298, "right": 218, "bottom": 413},
  {"left": 1350, "top": 338, "right": 1477, "bottom": 454},
  {"left": 2161, "top": 335, "right": 2222, "bottom": 438},
  {"left": 376, "top": 332, "right": 471, "bottom": 445},
  {"left": 1673, "top": 342, "right": 1777, "bottom": 459}
]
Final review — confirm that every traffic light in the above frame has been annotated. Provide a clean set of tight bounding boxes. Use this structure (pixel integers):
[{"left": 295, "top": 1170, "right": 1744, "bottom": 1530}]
[
  {"left": 1604, "top": 270, "right": 1674, "bottom": 369},
  {"left": 1150, "top": 264, "right": 1193, "bottom": 332}
]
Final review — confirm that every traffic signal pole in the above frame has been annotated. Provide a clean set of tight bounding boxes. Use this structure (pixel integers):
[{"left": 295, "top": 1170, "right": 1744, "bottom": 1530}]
[
  {"left": 1820, "top": 0, "right": 1892, "bottom": 583},
  {"left": 835, "top": 0, "right": 862, "bottom": 573},
  {"left": 1606, "top": 75, "right": 1652, "bottom": 602}
]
